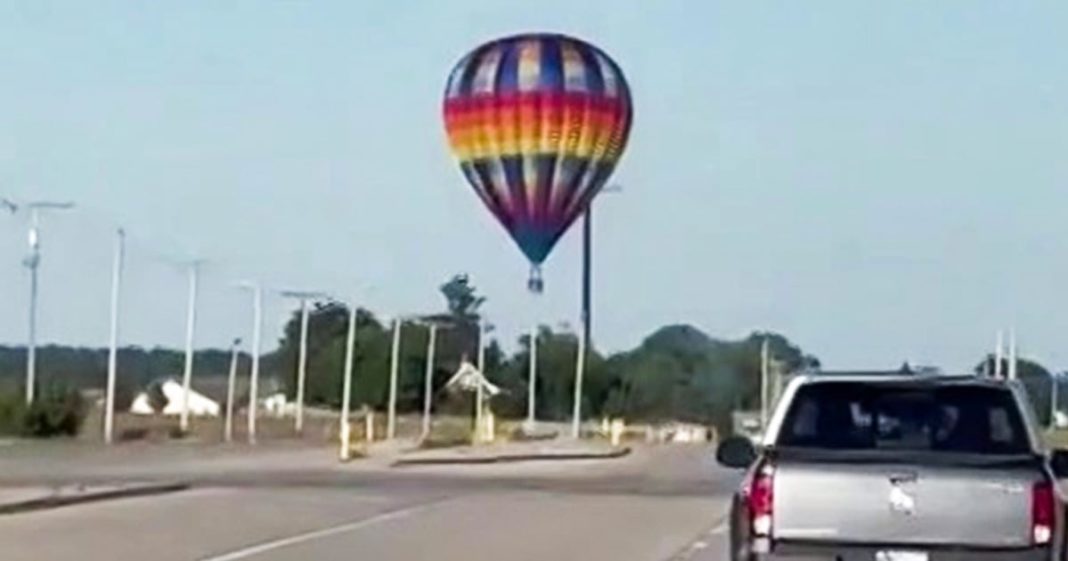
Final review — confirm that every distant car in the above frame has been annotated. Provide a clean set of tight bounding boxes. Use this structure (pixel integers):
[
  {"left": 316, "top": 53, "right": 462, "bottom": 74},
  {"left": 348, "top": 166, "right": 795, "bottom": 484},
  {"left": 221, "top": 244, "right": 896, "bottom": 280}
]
[{"left": 716, "top": 373, "right": 1068, "bottom": 561}]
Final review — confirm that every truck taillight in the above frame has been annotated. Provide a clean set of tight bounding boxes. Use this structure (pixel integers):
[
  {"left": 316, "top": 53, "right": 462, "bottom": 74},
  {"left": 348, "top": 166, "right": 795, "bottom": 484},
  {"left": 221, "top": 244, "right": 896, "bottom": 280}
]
[
  {"left": 1032, "top": 481, "right": 1054, "bottom": 545},
  {"left": 747, "top": 463, "right": 775, "bottom": 537}
]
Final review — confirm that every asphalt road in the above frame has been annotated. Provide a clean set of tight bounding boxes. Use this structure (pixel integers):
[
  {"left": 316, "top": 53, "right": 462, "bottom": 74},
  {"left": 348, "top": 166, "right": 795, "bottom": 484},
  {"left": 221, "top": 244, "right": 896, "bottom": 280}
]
[{"left": 0, "top": 444, "right": 738, "bottom": 561}]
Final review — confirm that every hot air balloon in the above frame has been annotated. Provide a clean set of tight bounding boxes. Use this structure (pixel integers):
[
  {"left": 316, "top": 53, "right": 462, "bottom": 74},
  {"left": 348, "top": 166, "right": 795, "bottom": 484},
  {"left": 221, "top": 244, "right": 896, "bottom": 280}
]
[{"left": 443, "top": 33, "right": 633, "bottom": 293}]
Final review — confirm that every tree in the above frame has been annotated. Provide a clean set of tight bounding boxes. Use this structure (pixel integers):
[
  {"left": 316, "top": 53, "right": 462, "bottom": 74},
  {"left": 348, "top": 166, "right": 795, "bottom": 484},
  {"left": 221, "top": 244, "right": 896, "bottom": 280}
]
[
  {"left": 974, "top": 355, "right": 1054, "bottom": 424},
  {"left": 439, "top": 274, "right": 485, "bottom": 321}
]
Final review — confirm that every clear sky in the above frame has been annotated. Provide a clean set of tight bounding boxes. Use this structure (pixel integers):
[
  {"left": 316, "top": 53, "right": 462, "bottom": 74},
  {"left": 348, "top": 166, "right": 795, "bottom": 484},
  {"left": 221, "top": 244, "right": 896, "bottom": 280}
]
[{"left": 2, "top": 1, "right": 1068, "bottom": 372}]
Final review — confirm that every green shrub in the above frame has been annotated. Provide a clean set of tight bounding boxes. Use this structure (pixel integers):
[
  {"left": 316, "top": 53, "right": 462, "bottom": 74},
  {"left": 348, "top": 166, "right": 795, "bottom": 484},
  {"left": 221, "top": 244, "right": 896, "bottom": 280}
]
[
  {"left": 0, "top": 393, "right": 26, "bottom": 435},
  {"left": 19, "top": 386, "right": 86, "bottom": 438}
]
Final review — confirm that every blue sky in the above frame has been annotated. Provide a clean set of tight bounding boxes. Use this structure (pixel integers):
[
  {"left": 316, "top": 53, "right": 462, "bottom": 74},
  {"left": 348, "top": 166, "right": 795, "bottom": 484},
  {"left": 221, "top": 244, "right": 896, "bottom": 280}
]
[{"left": 2, "top": 1, "right": 1068, "bottom": 371}]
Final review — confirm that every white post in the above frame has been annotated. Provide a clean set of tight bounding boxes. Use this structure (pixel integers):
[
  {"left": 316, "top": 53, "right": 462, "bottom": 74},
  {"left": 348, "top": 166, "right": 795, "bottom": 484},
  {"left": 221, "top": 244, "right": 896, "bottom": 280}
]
[
  {"left": 18, "top": 202, "right": 73, "bottom": 404},
  {"left": 1008, "top": 328, "right": 1018, "bottom": 380},
  {"left": 570, "top": 322, "right": 587, "bottom": 439},
  {"left": 387, "top": 317, "right": 402, "bottom": 440},
  {"left": 421, "top": 324, "right": 437, "bottom": 440},
  {"left": 526, "top": 325, "right": 538, "bottom": 430},
  {"left": 247, "top": 284, "right": 263, "bottom": 444},
  {"left": 295, "top": 298, "right": 310, "bottom": 435},
  {"left": 1052, "top": 373, "right": 1060, "bottom": 431},
  {"left": 25, "top": 209, "right": 39, "bottom": 405},
  {"left": 995, "top": 330, "right": 1004, "bottom": 379},
  {"left": 224, "top": 338, "right": 240, "bottom": 443},
  {"left": 339, "top": 304, "right": 357, "bottom": 461},
  {"left": 179, "top": 263, "right": 199, "bottom": 433},
  {"left": 104, "top": 228, "right": 125, "bottom": 445},
  {"left": 760, "top": 338, "right": 770, "bottom": 429},
  {"left": 476, "top": 321, "right": 487, "bottom": 442}
]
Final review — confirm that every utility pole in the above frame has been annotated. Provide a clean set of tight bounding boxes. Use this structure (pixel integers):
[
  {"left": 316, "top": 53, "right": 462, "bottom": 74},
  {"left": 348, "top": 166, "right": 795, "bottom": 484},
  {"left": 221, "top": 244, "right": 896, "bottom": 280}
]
[
  {"left": 1051, "top": 372, "right": 1060, "bottom": 431},
  {"left": 760, "top": 338, "right": 770, "bottom": 429},
  {"left": 1008, "top": 328, "right": 1018, "bottom": 380},
  {"left": 18, "top": 201, "right": 74, "bottom": 404},
  {"left": 179, "top": 261, "right": 201, "bottom": 433},
  {"left": 526, "top": 325, "right": 538, "bottom": 431},
  {"left": 224, "top": 337, "right": 241, "bottom": 443},
  {"left": 386, "top": 317, "right": 402, "bottom": 440},
  {"left": 235, "top": 282, "right": 263, "bottom": 444},
  {"left": 571, "top": 318, "right": 587, "bottom": 439},
  {"left": 279, "top": 290, "right": 328, "bottom": 435},
  {"left": 995, "top": 330, "right": 1004, "bottom": 379},
  {"left": 295, "top": 298, "right": 310, "bottom": 434},
  {"left": 104, "top": 228, "right": 125, "bottom": 445},
  {"left": 573, "top": 185, "right": 619, "bottom": 439},
  {"left": 421, "top": 323, "right": 438, "bottom": 440},
  {"left": 339, "top": 303, "right": 357, "bottom": 461},
  {"left": 476, "top": 320, "right": 492, "bottom": 442}
]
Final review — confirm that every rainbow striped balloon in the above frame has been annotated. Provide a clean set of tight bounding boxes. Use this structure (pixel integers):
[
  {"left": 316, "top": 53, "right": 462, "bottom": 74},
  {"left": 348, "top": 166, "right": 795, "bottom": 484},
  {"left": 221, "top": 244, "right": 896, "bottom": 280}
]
[{"left": 443, "top": 33, "right": 633, "bottom": 292}]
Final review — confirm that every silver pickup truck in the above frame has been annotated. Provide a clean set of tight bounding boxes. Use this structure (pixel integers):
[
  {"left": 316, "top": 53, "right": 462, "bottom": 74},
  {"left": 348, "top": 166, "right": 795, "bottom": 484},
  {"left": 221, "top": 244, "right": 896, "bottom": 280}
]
[{"left": 716, "top": 373, "right": 1068, "bottom": 561}]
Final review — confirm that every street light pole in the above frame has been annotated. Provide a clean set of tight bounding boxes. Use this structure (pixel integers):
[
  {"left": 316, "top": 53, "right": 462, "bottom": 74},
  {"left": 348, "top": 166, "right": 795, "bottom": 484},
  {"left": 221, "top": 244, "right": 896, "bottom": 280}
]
[
  {"left": 421, "top": 323, "right": 438, "bottom": 440},
  {"left": 104, "top": 228, "right": 125, "bottom": 445},
  {"left": 19, "top": 201, "right": 74, "bottom": 404},
  {"left": 339, "top": 303, "right": 357, "bottom": 461},
  {"left": 179, "top": 261, "right": 200, "bottom": 433},
  {"left": 476, "top": 320, "right": 491, "bottom": 441},
  {"left": 235, "top": 282, "right": 264, "bottom": 444},
  {"left": 224, "top": 337, "right": 242, "bottom": 443},
  {"left": 573, "top": 186, "right": 619, "bottom": 439},
  {"left": 1051, "top": 372, "right": 1060, "bottom": 431},
  {"left": 760, "top": 338, "right": 770, "bottom": 429},
  {"left": 387, "top": 317, "right": 402, "bottom": 440},
  {"left": 527, "top": 325, "right": 538, "bottom": 430},
  {"left": 278, "top": 290, "right": 329, "bottom": 435},
  {"left": 295, "top": 298, "right": 310, "bottom": 435}
]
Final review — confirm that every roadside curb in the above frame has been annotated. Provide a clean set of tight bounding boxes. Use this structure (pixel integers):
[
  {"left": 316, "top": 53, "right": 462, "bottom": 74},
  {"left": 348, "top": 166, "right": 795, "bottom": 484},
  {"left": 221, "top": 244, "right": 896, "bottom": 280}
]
[
  {"left": 0, "top": 482, "right": 190, "bottom": 515},
  {"left": 390, "top": 446, "right": 632, "bottom": 467}
]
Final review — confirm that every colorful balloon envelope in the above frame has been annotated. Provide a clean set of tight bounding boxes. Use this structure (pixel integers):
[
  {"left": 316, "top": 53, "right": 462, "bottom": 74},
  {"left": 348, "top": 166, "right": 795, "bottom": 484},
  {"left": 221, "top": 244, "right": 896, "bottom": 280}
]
[{"left": 443, "top": 33, "right": 633, "bottom": 293}]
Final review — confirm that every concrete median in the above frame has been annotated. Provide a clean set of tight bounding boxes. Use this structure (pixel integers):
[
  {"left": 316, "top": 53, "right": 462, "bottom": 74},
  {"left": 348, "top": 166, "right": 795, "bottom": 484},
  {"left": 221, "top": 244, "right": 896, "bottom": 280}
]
[
  {"left": 0, "top": 482, "right": 189, "bottom": 515},
  {"left": 391, "top": 444, "right": 632, "bottom": 467}
]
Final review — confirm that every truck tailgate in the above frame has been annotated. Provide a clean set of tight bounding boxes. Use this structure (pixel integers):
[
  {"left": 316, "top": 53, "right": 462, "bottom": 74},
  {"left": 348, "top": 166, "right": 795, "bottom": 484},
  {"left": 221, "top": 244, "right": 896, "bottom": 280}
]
[{"left": 773, "top": 461, "right": 1036, "bottom": 548}]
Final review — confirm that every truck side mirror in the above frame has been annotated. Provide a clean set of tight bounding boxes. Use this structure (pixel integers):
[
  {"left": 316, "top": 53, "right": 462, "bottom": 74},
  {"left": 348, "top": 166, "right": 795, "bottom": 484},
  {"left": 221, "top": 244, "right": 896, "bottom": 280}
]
[
  {"left": 716, "top": 436, "right": 757, "bottom": 469},
  {"left": 1051, "top": 450, "right": 1068, "bottom": 479}
]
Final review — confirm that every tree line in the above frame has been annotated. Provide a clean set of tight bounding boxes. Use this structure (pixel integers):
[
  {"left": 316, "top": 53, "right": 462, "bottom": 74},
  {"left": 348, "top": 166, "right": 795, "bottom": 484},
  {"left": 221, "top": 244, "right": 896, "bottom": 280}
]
[{"left": 8, "top": 274, "right": 1058, "bottom": 434}]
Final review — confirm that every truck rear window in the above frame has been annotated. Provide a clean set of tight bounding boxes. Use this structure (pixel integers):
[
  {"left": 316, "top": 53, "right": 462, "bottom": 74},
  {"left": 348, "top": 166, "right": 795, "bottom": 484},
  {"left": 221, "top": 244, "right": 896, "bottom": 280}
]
[{"left": 777, "top": 383, "right": 1031, "bottom": 455}]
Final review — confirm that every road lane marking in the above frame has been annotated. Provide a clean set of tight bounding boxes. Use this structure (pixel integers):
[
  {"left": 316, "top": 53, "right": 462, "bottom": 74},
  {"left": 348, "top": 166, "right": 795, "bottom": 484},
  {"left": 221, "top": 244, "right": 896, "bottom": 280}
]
[
  {"left": 668, "top": 511, "right": 730, "bottom": 560},
  {"left": 199, "top": 500, "right": 443, "bottom": 561}
]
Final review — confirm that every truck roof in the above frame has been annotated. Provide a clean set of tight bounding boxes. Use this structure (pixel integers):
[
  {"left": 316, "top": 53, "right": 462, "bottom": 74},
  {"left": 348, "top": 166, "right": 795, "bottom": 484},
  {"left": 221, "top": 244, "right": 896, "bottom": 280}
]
[{"left": 792, "top": 372, "right": 1014, "bottom": 387}]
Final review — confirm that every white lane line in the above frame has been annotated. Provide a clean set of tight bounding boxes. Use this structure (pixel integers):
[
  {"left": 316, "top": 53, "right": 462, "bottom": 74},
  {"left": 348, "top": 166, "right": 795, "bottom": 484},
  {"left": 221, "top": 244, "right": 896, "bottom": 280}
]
[{"left": 199, "top": 501, "right": 442, "bottom": 561}]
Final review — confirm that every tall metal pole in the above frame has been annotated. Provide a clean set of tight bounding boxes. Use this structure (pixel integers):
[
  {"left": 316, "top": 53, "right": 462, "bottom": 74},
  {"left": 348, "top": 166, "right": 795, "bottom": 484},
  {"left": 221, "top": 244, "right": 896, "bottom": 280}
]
[
  {"left": 20, "top": 203, "right": 75, "bottom": 403},
  {"left": 994, "top": 330, "right": 1004, "bottom": 379},
  {"left": 570, "top": 325, "right": 587, "bottom": 439},
  {"left": 247, "top": 284, "right": 263, "bottom": 444},
  {"left": 21, "top": 203, "right": 74, "bottom": 403},
  {"left": 527, "top": 325, "right": 538, "bottom": 429},
  {"left": 1051, "top": 372, "right": 1059, "bottom": 431},
  {"left": 421, "top": 324, "right": 438, "bottom": 440},
  {"left": 387, "top": 317, "right": 402, "bottom": 440},
  {"left": 761, "top": 338, "right": 772, "bottom": 429},
  {"left": 339, "top": 304, "right": 357, "bottom": 460},
  {"left": 104, "top": 228, "right": 125, "bottom": 445},
  {"left": 1008, "top": 328, "right": 1018, "bottom": 380},
  {"left": 581, "top": 205, "right": 592, "bottom": 357},
  {"left": 24, "top": 209, "right": 39, "bottom": 405},
  {"left": 179, "top": 262, "right": 199, "bottom": 433},
  {"left": 476, "top": 321, "right": 487, "bottom": 441},
  {"left": 295, "top": 298, "right": 310, "bottom": 435},
  {"left": 224, "top": 338, "right": 241, "bottom": 443}
]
